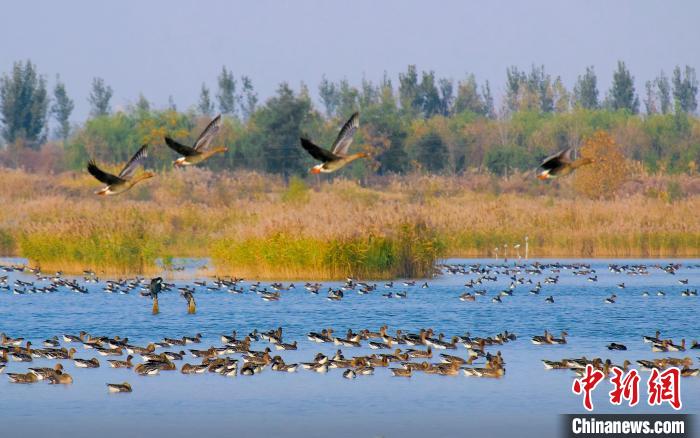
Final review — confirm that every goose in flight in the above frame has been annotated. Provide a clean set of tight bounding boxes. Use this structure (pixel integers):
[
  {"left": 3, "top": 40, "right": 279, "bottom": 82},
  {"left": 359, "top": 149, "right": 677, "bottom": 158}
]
[
  {"left": 87, "top": 145, "right": 153, "bottom": 195},
  {"left": 537, "top": 148, "right": 593, "bottom": 180},
  {"left": 165, "top": 114, "right": 226, "bottom": 167},
  {"left": 300, "top": 112, "right": 367, "bottom": 174}
]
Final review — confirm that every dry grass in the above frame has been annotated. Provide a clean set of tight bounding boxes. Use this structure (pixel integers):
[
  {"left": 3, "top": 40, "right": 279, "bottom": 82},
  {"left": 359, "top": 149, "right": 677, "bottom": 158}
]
[{"left": 0, "top": 167, "right": 698, "bottom": 278}]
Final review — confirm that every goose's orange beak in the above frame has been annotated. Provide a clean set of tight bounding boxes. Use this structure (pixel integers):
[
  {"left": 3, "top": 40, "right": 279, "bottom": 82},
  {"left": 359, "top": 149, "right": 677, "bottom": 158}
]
[{"left": 310, "top": 167, "right": 321, "bottom": 174}]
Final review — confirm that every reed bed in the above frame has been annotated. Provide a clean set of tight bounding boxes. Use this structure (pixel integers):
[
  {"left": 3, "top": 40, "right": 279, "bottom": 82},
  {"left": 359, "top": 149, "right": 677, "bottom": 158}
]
[{"left": 0, "top": 167, "right": 698, "bottom": 278}]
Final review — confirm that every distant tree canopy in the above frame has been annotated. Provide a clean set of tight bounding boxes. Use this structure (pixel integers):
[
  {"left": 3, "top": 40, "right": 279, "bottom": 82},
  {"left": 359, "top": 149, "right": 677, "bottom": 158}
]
[
  {"left": 485, "top": 144, "right": 537, "bottom": 176},
  {"left": 88, "top": 77, "right": 113, "bottom": 117},
  {"left": 217, "top": 66, "right": 237, "bottom": 116},
  {"left": 607, "top": 61, "right": 639, "bottom": 113},
  {"left": 51, "top": 76, "right": 74, "bottom": 141},
  {"left": 672, "top": 65, "right": 699, "bottom": 113},
  {"left": 253, "top": 83, "right": 313, "bottom": 178},
  {"left": 413, "top": 130, "right": 448, "bottom": 172},
  {"left": 239, "top": 75, "right": 258, "bottom": 121},
  {"left": 573, "top": 66, "right": 599, "bottom": 110},
  {"left": 1, "top": 60, "right": 699, "bottom": 178},
  {"left": 0, "top": 60, "right": 49, "bottom": 147},
  {"left": 198, "top": 83, "right": 214, "bottom": 116}
]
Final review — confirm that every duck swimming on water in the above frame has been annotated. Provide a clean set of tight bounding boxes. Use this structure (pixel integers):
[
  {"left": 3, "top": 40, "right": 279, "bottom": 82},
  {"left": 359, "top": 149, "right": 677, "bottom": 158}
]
[
  {"left": 7, "top": 372, "right": 39, "bottom": 384},
  {"left": 47, "top": 370, "right": 73, "bottom": 384},
  {"left": 107, "top": 382, "right": 132, "bottom": 393},
  {"left": 108, "top": 355, "right": 134, "bottom": 368},
  {"left": 28, "top": 363, "right": 63, "bottom": 380},
  {"left": 74, "top": 357, "right": 100, "bottom": 368}
]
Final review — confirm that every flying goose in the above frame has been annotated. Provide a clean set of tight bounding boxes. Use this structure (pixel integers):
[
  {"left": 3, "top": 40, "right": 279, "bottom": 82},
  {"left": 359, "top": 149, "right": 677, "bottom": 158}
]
[
  {"left": 537, "top": 148, "right": 593, "bottom": 180},
  {"left": 300, "top": 112, "right": 367, "bottom": 173},
  {"left": 165, "top": 114, "right": 226, "bottom": 167},
  {"left": 87, "top": 145, "right": 153, "bottom": 195}
]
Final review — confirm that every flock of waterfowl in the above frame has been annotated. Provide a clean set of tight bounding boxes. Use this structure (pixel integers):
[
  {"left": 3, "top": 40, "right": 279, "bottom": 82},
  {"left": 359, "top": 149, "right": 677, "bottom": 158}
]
[
  {"left": 2, "top": 323, "right": 699, "bottom": 392},
  {"left": 538, "top": 328, "right": 700, "bottom": 378},
  {"left": 1, "top": 325, "right": 514, "bottom": 390},
  {"left": 3, "top": 262, "right": 696, "bottom": 306},
  {"left": 1, "top": 259, "right": 697, "bottom": 395},
  {"left": 85, "top": 111, "right": 591, "bottom": 195}
]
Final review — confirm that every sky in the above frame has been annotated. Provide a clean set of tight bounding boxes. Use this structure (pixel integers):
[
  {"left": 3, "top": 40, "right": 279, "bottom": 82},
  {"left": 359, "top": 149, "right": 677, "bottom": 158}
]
[{"left": 1, "top": 0, "right": 699, "bottom": 121}]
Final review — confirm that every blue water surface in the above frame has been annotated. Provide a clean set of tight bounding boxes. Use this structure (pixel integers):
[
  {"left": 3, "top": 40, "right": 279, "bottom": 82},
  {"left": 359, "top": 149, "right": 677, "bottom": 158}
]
[{"left": 1, "top": 258, "right": 698, "bottom": 438}]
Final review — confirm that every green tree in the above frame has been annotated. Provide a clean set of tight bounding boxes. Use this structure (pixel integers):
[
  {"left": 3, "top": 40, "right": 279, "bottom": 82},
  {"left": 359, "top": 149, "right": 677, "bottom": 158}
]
[
  {"left": 505, "top": 66, "right": 525, "bottom": 112},
  {"left": 51, "top": 76, "right": 74, "bottom": 141},
  {"left": 253, "top": 83, "right": 311, "bottom": 178},
  {"left": 318, "top": 75, "right": 339, "bottom": 118},
  {"left": 481, "top": 81, "right": 495, "bottom": 118},
  {"left": 217, "top": 66, "right": 237, "bottom": 116},
  {"left": 418, "top": 71, "right": 441, "bottom": 117},
  {"left": 437, "top": 78, "right": 454, "bottom": 116},
  {"left": 358, "top": 78, "right": 379, "bottom": 110},
  {"left": 644, "top": 80, "right": 657, "bottom": 115},
  {"left": 454, "top": 74, "right": 483, "bottom": 115},
  {"left": 88, "top": 77, "right": 113, "bottom": 117},
  {"left": 672, "top": 65, "right": 698, "bottom": 113},
  {"left": 363, "top": 83, "right": 409, "bottom": 174},
  {"left": 198, "top": 83, "right": 214, "bottom": 116},
  {"left": 573, "top": 66, "right": 599, "bottom": 109},
  {"left": 484, "top": 144, "right": 534, "bottom": 176},
  {"left": 552, "top": 76, "right": 569, "bottom": 113},
  {"left": 608, "top": 61, "right": 639, "bottom": 113},
  {"left": 0, "top": 60, "right": 49, "bottom": 147},
  {"left": 656, "top": 72, "right": 672, "bottom": 114},
  {"left": 399, "top": 65, "right": 420, "bottom": 115},
  {"left": 337, "top": 79, "right": 358, "bottom": 117},
  {"left": 414, "top": 131, "right": 447, "bottom": 172},
  {"left": 240, "top": 76, "right": 258, "bottom": 120},
  {"left": 135, "top": 93, "right": 150, "bottom": 114},
  {"left": 527, "top": 65, "right": 553, "bottom": 112}
]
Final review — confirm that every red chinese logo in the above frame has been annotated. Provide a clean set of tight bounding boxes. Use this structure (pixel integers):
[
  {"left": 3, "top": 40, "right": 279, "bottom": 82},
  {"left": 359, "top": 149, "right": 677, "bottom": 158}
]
[
  {"left": 572, "top": 364, "right": 605, "bottom": 411},
  {"left": 572, "top": 365, "right": 683, "bottom": 411},
  {"left": 608, "top": 367, "right": 640, "bottom": 407},
  {"left": 647, "top": 367, "right": 682, "bottom": 410}
]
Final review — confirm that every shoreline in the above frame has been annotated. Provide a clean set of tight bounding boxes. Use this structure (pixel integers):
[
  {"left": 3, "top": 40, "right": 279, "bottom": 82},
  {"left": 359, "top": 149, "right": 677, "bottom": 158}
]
[{"left": 3, "top": 255, "right": 699, "bottom": 280}]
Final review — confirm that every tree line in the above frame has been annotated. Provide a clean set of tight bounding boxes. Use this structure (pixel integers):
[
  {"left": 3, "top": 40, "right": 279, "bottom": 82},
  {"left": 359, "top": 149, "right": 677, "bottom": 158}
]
[{"left": 1, "top": 60, "right": 699, "bottom": 177}]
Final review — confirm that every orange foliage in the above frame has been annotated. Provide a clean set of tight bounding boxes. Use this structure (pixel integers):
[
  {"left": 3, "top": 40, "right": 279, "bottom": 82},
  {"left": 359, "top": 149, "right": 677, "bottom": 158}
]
[{"left": 574, "top": 131, "right": 630, "bottom": 199}]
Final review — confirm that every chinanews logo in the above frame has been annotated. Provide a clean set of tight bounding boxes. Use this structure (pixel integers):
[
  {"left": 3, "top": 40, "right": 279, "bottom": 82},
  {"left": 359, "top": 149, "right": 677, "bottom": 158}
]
[{"left": 566, "top": 369, "right": 691, "bottom": 438}]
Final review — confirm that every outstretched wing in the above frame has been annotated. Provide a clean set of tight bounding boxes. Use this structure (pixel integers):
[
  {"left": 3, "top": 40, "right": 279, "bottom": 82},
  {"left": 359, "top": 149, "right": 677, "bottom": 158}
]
[
  {"left": 118, "top": 144, "right": 149, "bottom": 179},
  {"left": 87, "top": 160, "right": 123, "bottom": 185},
  {"left": 300, "top": 138, "right": 339, "bottom": 163},
  {"left": 330, "top": 112, "right": 359, "bottom": 156},
  {"left": 539, "top": 148, "right": 571, "bottom": 170},
  {"left": 193, "top": 114, "right": 222, "bottom": 151},
  {"left": 165, "top": 137, "right": 198, "bottom": 157},
  {"left": 149, "top": 277, "right": 162, "bottom": 297}
]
